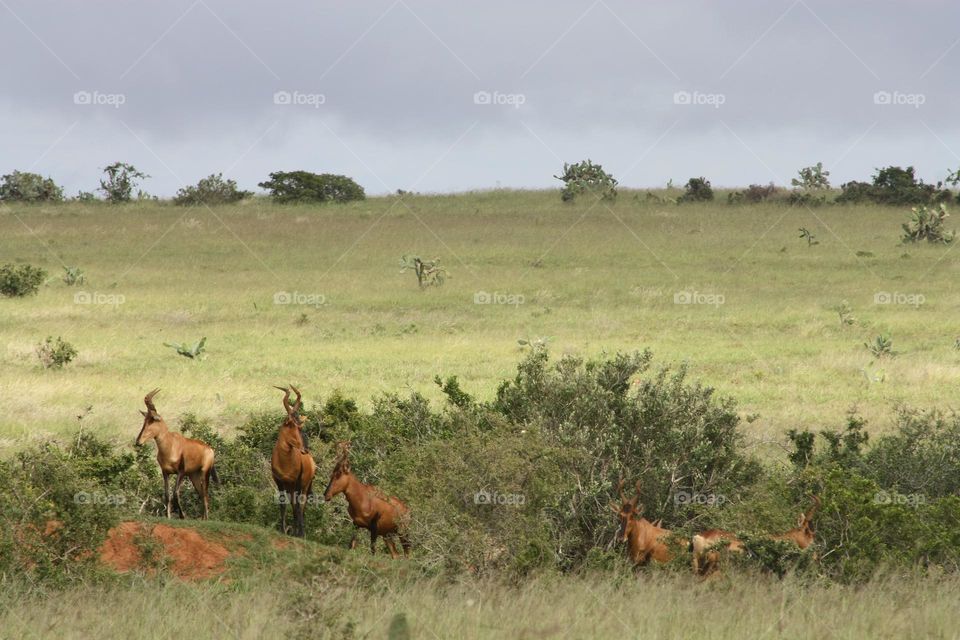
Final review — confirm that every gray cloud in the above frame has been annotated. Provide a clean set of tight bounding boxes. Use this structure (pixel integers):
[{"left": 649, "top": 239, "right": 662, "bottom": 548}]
[{"left": 2, "top": 0, "right": 959, "bottom": 196}]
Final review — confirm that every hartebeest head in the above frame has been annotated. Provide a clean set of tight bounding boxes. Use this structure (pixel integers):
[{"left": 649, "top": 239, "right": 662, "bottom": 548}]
[
  {"left": 610, "top": 478, "right": 642, "bottom": 543},
  {"left": 773, "top": 495, "right": 821, "bottom": 549},
  {"left": 275, "top": 385, "right": 309, "bottom": 454},
  {"left": 135, "top": 388, "right": 167, "bottom": 446},
  {"left": 323, "top": 441, "right": 352, "bottom": 501}
]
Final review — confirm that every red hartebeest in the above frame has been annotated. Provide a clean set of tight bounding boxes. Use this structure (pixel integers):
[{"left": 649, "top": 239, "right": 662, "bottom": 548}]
[
  {"left": 610, "top": 479, "right": 673, "bottom": 566},
  {"left": 691, "top": 495, "right": 821, "bottom": 576},
  {"left": 271, "top": 385, "right": 316, "bottom": 537},
  {"left": 324, "top": 441, "right": 411, "bottom": 558},
  {"left": 135, "top": 389, "right": 217, "bottom": 519}
]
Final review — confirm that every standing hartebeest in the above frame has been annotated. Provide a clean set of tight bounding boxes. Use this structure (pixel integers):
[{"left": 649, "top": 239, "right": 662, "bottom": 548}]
[
  {"left": 323, "top": 441, "right": 411, "bottom": 558},
  {"left": 135, "top": 388, "right": 218, "bottom": 519},
  {"left": 271, "top": 385, "right": 316, "bottom": 538},
  {"left": 691, "top": 495, "right": 821, "bottom": 576},
  {"left": 610, "top": 479, "right": 673, "bottom": 566}
]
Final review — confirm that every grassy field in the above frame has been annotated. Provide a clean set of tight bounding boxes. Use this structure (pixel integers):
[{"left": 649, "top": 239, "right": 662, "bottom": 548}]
[{"left": 2, "top": 190, "right": 959, "bottom": 454}]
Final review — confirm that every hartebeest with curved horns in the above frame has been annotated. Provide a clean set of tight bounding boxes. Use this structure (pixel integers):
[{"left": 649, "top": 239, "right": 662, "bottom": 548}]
[
  {"left": 610, "top": 479, "right": 673, "bottom": 566},
  {"left": 135, "top": 388, "right": 218, "bottom": 519},
  {"left": 324, "top": 441, "right": 411, "bottom": 558},
  {"left": 691, "top": 495, "right": 821, "bottom": 576},
  {"left": 271, "top": 385, "right": 316, "bottom": 537}
]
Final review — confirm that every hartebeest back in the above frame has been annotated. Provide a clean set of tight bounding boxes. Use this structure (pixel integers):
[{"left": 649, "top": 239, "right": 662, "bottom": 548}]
[
  {"left": 324, "top": 441, "right": 411, "bottom": 558},
  {"left": 691, "top": 495, "right": 821, "bottom": 576},
  {"left": 271, "top": 385, "right": 316, "bottom": 538},
  {"left": 610, "top": 479, "right": 673, "bottom": 566},
  {"left": 135, "top": 388, "right": 218, "bottom": 519}
]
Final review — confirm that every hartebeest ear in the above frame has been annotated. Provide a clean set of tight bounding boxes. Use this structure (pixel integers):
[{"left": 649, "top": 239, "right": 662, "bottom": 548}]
[
  {"left": 609, "top": 502, "right": 620, "bottom": 513},
  {"left": 140, "top": 410, "right": 147, "bottom": 417},
  {"left": 797, "top": 512, "right": 805, "bottom": 528}
]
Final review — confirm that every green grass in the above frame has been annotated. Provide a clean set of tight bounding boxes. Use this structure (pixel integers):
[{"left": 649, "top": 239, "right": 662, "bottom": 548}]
[{"left": 2, "top": 191, "right": 958, "bottom": 453}]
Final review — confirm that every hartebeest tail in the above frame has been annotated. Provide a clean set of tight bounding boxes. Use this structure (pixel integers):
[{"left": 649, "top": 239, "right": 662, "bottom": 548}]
[
  {"left": 270, "top": 385, "right": 316, "bottom": 538},
  {"left": 610, "top": 479, "right": 673, "bottom": 567},
  {"left": 691, "top": 495, "right": 821, "bottom": 576},
  {"left": 324, "top": 441, "right": 411, "bottom": 558},
  {"left": 135, "top": 388, "right": 217, "bottom": 519}
]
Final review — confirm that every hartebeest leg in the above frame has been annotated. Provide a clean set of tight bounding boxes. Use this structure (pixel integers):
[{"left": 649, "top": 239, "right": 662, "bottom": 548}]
[
  {"left": 349, "top": 531, "right": 358, "bottom": 549},
  {"left": 173, "top": 470, "right": 187, "bottom": 519},
  {"left": 293, "top": 490, "right": 304, "bottom": 538},
  {"left": 189, "top": 472, "right": 208, "bottom": 520},
  {"left": 385, "top": 536, "right": 400, "bottom": 559},
  {"left": 400, "top": 534, "right": 411, "bottom": 557},
  {"left": 278, "top": 489, "right": 288, "bottom": 535},
  {"left": 162, "top": 473, "right": 172, "bottom": 519}
]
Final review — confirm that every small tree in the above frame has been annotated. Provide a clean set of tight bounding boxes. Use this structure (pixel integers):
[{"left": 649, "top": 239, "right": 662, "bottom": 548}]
[
  {"left": 174, "top": 174, "right": 252, "bottom": 206},
  {"left": 400, "top": 255, "right": 446, "bottom": 288},
  {"left": 99, "top": 162, "right": 149, "bottom": 203},
  {"left": 678, "top": 177, "right": 714, "bottom": 203},
  {"left": 36, "top": 336, "right": 77, "bottom": 369},
  {"left": 553, "top": 160, "right": 618, "bottom": 202},
  {"left": 791, "top": 162, "right": 831, "bottom": 191},
  {"left": 0, "top": 263, "right": 47, "bottom": 297},
  {"left": 0, "top": 171, "right": 64, "bottom": 202},
  {"left": 902, "top": 203, "right": 955, "bottom": 244},
  {"left": 258, "top": 171, "right": 365, "bottom": 204}
]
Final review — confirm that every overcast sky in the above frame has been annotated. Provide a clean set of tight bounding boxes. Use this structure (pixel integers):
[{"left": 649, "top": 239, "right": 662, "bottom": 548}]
[{"left": 2, "top": 0, "right": 959, "bottom": 196}]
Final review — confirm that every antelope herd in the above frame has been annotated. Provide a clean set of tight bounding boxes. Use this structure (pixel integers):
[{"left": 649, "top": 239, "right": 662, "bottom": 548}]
[{"left": 134, "top": 389, "right": 821, "bottom": 572}]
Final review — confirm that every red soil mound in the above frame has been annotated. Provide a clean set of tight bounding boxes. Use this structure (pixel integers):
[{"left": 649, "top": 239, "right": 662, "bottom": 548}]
[{"left": 99, "top": 521, "right": 231, "bottom": 580}]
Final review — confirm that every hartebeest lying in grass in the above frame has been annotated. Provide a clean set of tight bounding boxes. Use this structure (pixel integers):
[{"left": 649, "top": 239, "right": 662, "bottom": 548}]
[
  {"left": 324, "top": 441, "right": 411, "bottom": 558},
  {"left": 610, "top": 479, "right": 673, "bottom": 566},
  {"left": 135, "top": 388, "right": 218, "bottom": 519},
  {"left": 691, "top": 495, "right": 821, "bottom": 576},
  {"left": 271, "top": 385, "right": 316, "bottom": 538}
]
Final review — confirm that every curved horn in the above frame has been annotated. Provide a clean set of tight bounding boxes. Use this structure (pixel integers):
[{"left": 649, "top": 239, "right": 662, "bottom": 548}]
[
  {"left": 290, "top": 384, "right": 302, "bottom": 414},
  {"left": 616, "top": 478, "right": 626, "bottom": 503},
  {"left": 144, "top": 388, "right": 161, "bottom": 413},
  {"left": 632, "top": 480, "right": 642, "bottom": 508},
  {"left": 274, "top": 386, "right": 292, "bottom": 416},
  {"left": 805, "top": 494, "right": 822, "bottom": 520}
]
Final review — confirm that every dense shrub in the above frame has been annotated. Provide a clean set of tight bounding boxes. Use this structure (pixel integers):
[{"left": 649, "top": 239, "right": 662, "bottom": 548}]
[
  {"left": 678, "top": 177, "right": 714, "bottom": 203},
  {"left": 35, "top": 336, "right": 78, "bottom": 369},
  {"left": 174, "top": 174, "right": 252, "bottom": 206},
  {"left": 837, "top": 166, "right": 951, "bottom": 206},
  {"left": 553, "top": 160, "right": 618, "bottom": 203},
  {"left": 0, "top": 263, "right": 47, "bottom": 297},
  {"left": 99, "top": 162, "right": 149, "bottom": 203},
  {"left": 0, "top": 171, "right": 64, "bottom": 202},
  {"left": 728, "top": 183, "right": 779, "bottom": 204},
  {"left": 901, "top": 203, "right": 955, "bottom": 244},
  {"left": 258, "top": 171, "right": 365, "bottom": 204}
]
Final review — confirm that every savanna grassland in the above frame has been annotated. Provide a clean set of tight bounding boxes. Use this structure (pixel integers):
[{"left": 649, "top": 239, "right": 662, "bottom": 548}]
[
  {"left": 2, "top": 190, "right": 958, "bottom": 451},
  {"left": 3, "top": 191, "right": 960, "bottom": 640}
]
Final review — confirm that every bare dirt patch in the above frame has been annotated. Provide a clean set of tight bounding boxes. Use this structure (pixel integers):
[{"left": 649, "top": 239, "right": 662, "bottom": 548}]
[{"left": 99, "top": 521, "right": 232, "bottom": 580}]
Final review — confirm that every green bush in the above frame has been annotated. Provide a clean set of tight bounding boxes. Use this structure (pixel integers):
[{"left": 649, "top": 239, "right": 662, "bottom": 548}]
[
  {"left": 837, "top": 166, "right": 951, "bottom": 206},
  {"left": 728, "top": 183, "right": 779, "bottom": 204},
  {"left": 0, "top": 263, "right": 47, "bottom": 297},
  {"left": 901, "top": 203, "right": 955, "bottom": 244},
  {"left": 258, "top": 171, "right": 365, "bottom": 204},
  {"left": 99, "top": 162, "right": 149, "bottom": 203},
  {"left": 174, "top": 174, "right": 252, "bottom": 206},
  {"left": 0, "top": 171, "right": 64, "bottom": 202},
  {"left": 553, "top": 160, "right": 618, "bottom": 203},
  {"left": 678, "top": 177, "right": 714, "bottom": 203},
  {"left": 35, "top": 336, "right": 78, "bottom": 369}
]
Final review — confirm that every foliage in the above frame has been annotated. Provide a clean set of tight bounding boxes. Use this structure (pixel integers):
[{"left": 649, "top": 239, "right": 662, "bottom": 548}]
[
  {"left": 798, "top": 227, "right": 819, "bottom": 246},
  {"left": 833, "top": 301, "right": 855, "bottom": 327},
  {"left": 399, "top": 255, "right": 447, "bottom": 288},
  {"left": 258, "top": 171, "right": 365, "bottom": 204},
  {"left": 61, "top": 266, "right": 85, "bottom": 286},
  {"left": 174, "top": 173, "right": 252, "bottom": 206},
  {"left": 791, "top": 162, "right": 831, "bottom": 191},
  {"left": 35, "top": 336, "right": 78, "bottom": 369},
  {"left": 0, "top": 263, "right": 47, "bottom": 297},
  {"left": 553, "top": 160, "right": 618, "bottom": 203},
  {"left": 901, "top": 203, "right": 955, "bottom": 244},
  {"left": 163, "top": 337, "right": 207, "bottom": 359},
  {"left": 99, "top": 162, "right": 149, "bottom": 203},
  {"left": 0, "top": 171, "right": 64, "bottom": 202},
  {"left": 865, "top": 334, "right": 894, "bottom": 359},
  {"left": 678, "top": 177, "right": 714, "bottom": 203},
  {"left": 728, "top": 183, "right": 779, "bottom": 204},
  {"left": 837, "top": 166, "right": 951, "bottom": 206}
]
